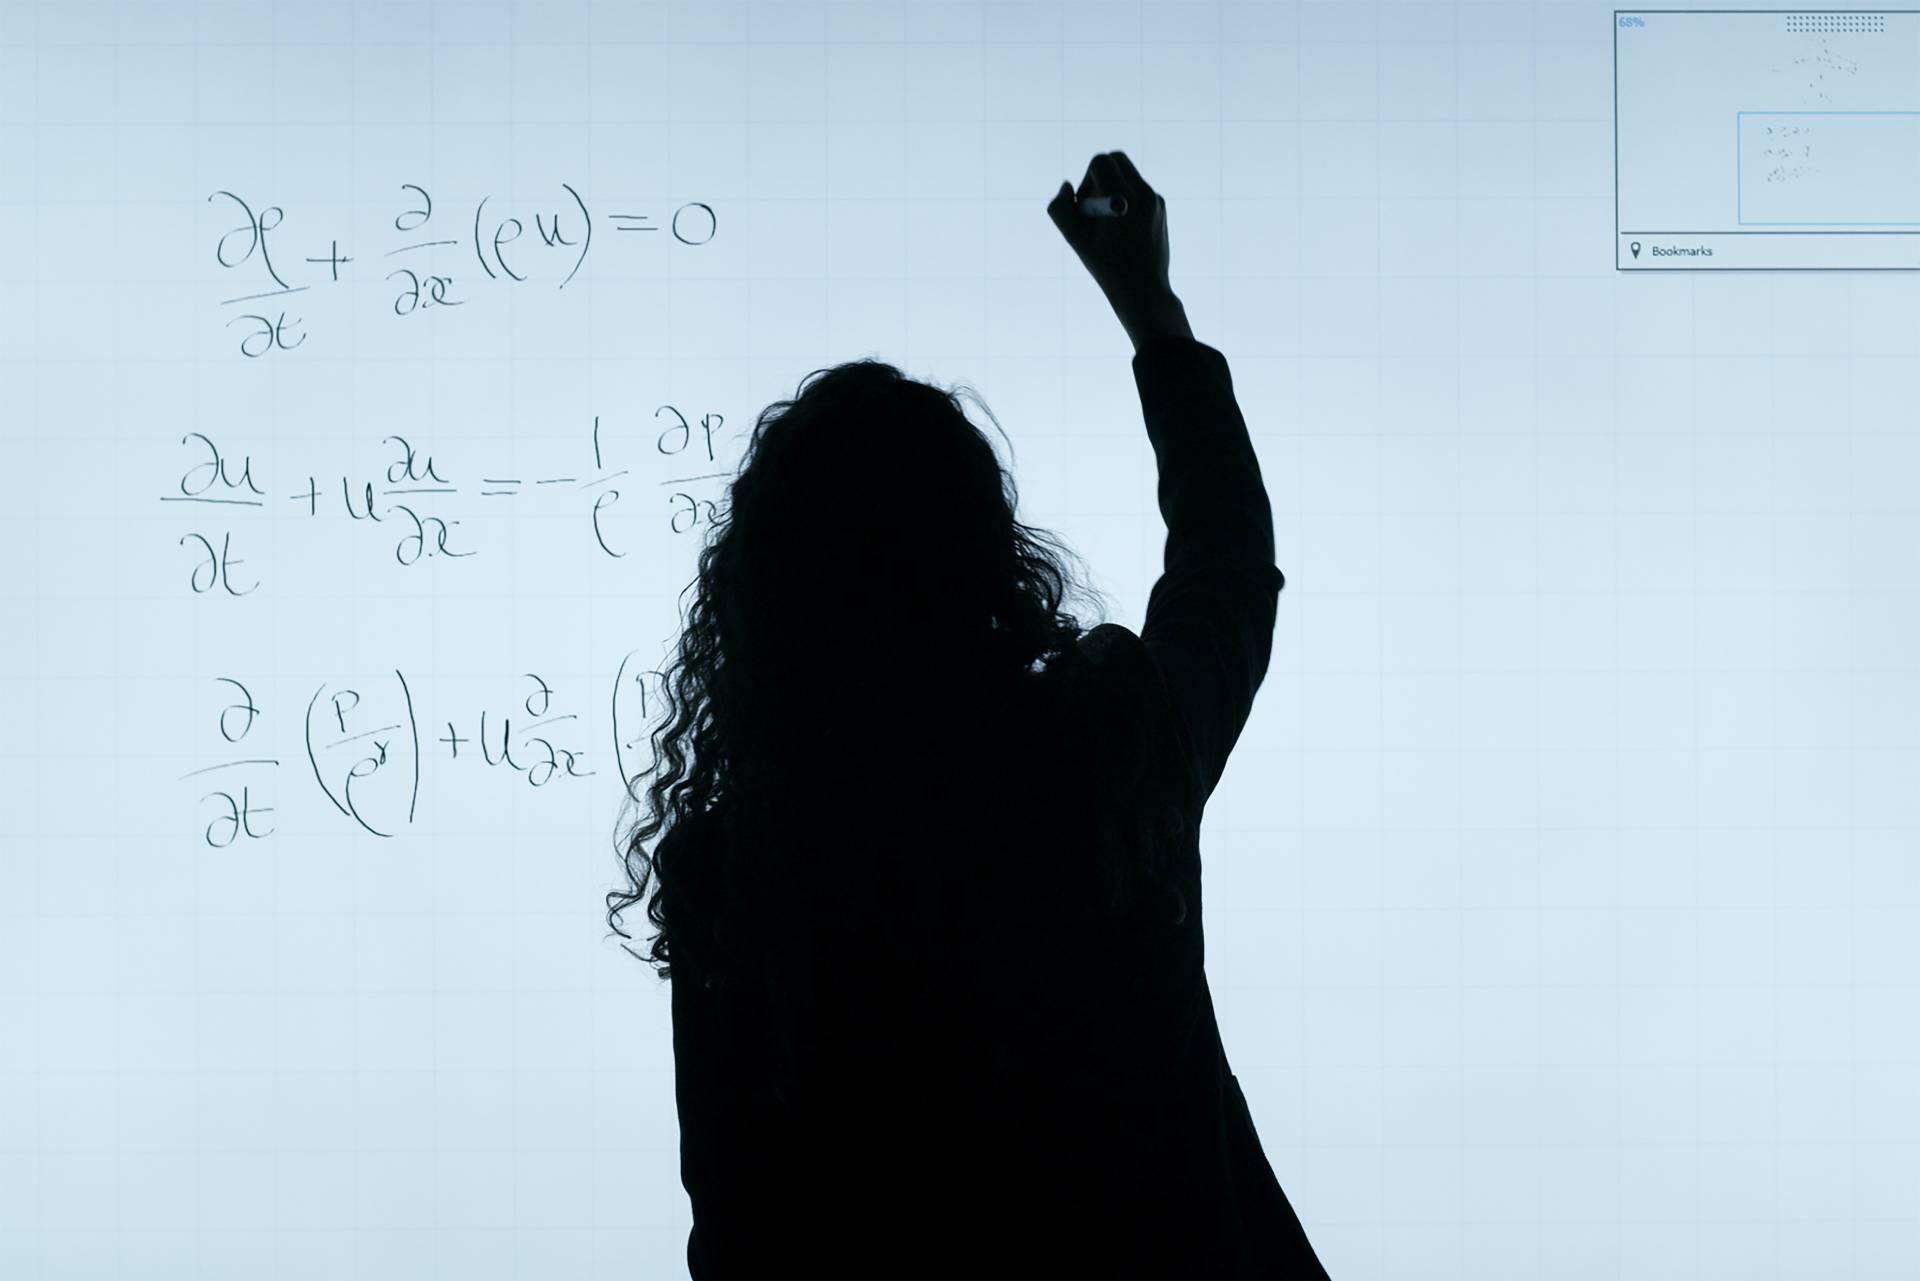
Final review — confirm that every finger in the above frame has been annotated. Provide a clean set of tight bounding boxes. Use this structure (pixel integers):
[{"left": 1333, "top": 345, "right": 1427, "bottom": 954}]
[
  {"left": 1048, "top": 181, "right": 1083, "bottom": 232},
  {"left": 1076, "top": 154, "right": 1105, "bottom": 199},
  {"left": 1089, "top": 152, "right": 1126, "bottom": 196},
  {"left": 1108, "top": 151, "right": 1151, "bottom": 196},
  {"left": 1047, "top": 185, "right": 1077, "bottom": 241}
]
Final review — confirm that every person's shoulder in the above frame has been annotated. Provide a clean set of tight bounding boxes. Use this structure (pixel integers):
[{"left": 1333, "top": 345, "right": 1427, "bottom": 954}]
[
  {"left": 1052, "top": 624, "right": 1179, "bottom": 763},
  {"left": 1080, "top": 620, "right": 1144, "bottom": 661},
  {"left": 1073, "top": 623, "right": 1168, "bottom": 703},
  {"left": 1073, "top": 624, "right": 1203, "bottom": 813}
]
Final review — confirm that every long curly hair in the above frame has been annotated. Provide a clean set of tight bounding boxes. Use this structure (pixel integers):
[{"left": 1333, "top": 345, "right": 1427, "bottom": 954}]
[{"left": 605, "top": 357, "right": 1193, "bottom": 992}]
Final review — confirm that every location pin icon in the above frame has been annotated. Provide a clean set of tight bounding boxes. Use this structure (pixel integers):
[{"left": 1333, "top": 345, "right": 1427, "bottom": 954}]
[{"left": 1630, "top": 241, "right": 1642, "bottom": 258}]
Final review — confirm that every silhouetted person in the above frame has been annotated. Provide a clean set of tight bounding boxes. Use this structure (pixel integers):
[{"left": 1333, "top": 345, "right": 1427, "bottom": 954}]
[{"left": 608, "top": 152, "right": 1329, "bottom": 1280}]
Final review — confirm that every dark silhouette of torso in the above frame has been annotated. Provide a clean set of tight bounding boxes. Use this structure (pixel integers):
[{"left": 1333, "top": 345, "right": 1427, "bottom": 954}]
[{"left": 669, "top": 339, "right": 1329, "bottom": 1279}]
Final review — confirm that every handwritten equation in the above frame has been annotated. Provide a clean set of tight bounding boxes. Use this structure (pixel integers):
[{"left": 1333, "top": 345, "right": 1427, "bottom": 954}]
[
  {"left": 1773, "top": 34, "right": 1862, "bottom": 106},
  {"left": 1757, "top": 121, "right": 1818, "bottom": 185},
  {"left": 161, "top": 407, "right": 732, "bottom": 593},
  {"left": 178, "top": 654, "right": 668, "bottom": 846},
  {"left": 210, "top": 182, "right": 718, "bottom": 357}
]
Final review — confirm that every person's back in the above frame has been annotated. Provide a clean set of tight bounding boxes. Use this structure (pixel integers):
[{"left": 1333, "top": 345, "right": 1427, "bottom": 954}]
[{"left": 670, "top": 152, "right": 1328, "bottom": 1279}]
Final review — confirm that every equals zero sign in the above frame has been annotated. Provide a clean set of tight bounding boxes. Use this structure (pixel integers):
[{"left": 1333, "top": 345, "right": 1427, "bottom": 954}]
[{"left": 608, "top": 214, "right": 656, "bottom": 232}]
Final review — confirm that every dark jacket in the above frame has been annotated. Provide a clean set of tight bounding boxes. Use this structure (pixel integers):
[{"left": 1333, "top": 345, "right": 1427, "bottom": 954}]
[{"left": 669, "top": 337, "right": 1327, "bottom": 1279}]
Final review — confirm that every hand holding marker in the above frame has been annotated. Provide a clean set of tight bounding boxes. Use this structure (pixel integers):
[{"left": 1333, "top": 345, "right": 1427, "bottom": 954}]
[{"left": 1048, "top": 151, "right": 1192, "bottom": 351}]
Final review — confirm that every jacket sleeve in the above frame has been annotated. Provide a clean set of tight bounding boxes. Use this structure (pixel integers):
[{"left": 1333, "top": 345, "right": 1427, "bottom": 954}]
[{"left": 1126, "top": 334, "right": 1284, "bottom": 813}]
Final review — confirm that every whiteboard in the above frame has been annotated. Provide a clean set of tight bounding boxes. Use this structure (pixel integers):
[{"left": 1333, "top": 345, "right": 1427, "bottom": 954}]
[{"left": 5, "top": 3, "right": 1919, "bottom": 1279}]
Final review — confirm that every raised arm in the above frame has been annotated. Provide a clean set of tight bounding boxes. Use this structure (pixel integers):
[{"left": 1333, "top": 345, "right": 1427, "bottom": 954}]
[
  {"left": 1050, "top": 152, "right": 1284, "bottom": 810},
  {"left": 1130, "top": 333, "right": 1283, "bottom": 807}
]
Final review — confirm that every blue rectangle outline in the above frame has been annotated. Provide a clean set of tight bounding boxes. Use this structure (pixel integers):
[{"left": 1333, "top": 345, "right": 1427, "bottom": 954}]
[{"left": 1737, "top": 110, "right": 1920, "bottom": 226}]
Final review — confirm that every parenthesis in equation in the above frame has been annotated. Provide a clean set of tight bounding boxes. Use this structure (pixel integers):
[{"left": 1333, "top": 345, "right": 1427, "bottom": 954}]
[
  {"left": 394, "top": 669, "right": 420, "bottom": 824},
  {"left": 612, "top": 650, "right": 656, "bottom": 805},
  {"left": 473, "top": 194, "right": 495, "bottom": 280},
  {"left": 560, "top": 182, "right": 591, "bottom": 288}
]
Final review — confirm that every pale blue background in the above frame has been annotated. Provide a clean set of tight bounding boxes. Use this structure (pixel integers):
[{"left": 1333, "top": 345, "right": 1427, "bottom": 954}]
[{"left": 3, "top": 2, "right": 1918, "bottom": 1279}]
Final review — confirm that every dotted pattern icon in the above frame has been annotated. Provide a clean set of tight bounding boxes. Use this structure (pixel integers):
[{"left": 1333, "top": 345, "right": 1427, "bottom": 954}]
[{"left": 1785, "top": 13, "right": 1887, "bottom": 33}]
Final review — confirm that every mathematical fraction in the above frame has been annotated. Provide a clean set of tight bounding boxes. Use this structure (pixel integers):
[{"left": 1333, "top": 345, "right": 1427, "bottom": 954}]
[
  {"left": 170, "top": 657, "right": 690, "bottom": 847},
  {"left": 209, "top": 182, "right": 718, "bottom": 357},
  {"left": 161, "top": 404, "right": 733, "bottom": 594}
]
